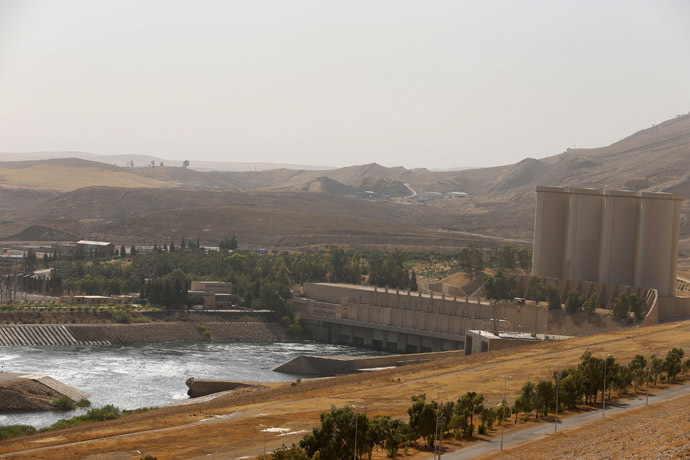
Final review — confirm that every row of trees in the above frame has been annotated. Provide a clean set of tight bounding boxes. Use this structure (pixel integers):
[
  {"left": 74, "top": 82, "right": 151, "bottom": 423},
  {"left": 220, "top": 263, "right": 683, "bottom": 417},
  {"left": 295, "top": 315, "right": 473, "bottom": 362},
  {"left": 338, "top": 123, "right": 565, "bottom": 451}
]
[
  {"left": 264, "top": 348, "right": 689, "bottom": 459},
  {"left": 484, "top": 273, "right": 649, "bottom": 320},
  {"left": 458, "top": 245, "right": 532, "bottom": 276}
]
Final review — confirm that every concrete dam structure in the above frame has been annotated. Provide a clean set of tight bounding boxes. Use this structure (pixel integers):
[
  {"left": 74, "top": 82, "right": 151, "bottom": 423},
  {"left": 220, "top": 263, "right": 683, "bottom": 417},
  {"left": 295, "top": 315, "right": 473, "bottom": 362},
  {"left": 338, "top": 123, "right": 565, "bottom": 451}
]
[
  {"left": 533, "top": 186, "right": 682, "bottom": 297},
  {"left": 0, "top": 325, "right": 111, "bottom": 346},
  {"left": 291, "top": 283, "right": 548, "bottom": 353},
  {"left": 532, "top": 186, "right": 690, "bottom": 323}
]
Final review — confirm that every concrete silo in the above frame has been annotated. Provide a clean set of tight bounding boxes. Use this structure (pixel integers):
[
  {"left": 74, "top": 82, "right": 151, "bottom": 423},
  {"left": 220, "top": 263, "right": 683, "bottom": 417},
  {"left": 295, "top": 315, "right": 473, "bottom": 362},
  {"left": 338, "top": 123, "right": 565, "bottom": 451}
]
[
  {"left": 599, "top": 190, "right": 640, "bottom": 286},
  {"left": 635, "top": 192, "right": 682, "bottom": 297},
  {"left": 532, "top": 186, "right": 570, "bottom": 279},
  {"left": 564, "top": 188, "right": 604, "bottom": 282}
]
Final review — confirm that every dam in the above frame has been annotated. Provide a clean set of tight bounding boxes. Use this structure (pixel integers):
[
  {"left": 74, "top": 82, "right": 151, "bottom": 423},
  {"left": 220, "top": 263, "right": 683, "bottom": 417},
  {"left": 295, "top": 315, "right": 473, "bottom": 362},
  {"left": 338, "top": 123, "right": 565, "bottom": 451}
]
[{"left": 291, "top": 283, "right": 549, "bottom": 353}]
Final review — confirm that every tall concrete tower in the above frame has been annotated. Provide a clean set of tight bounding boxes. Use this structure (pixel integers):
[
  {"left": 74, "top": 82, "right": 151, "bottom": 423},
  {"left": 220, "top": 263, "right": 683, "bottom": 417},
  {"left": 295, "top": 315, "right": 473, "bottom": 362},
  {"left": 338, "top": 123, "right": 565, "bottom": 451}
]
[
  {"left": 532, "top": 186, "right": 569, "bottom": 279},
  {"left": 564, "top": 188, "right": 604, "bottom": 282},
  {"left": 599, "top": 190, "right": 640, "bottom": 286},
  {"left": 635, "top": 192, "right": 682, "bottom": 296},
  {"left": 533, "top": 186, "right": 682, "bottom": 298}
]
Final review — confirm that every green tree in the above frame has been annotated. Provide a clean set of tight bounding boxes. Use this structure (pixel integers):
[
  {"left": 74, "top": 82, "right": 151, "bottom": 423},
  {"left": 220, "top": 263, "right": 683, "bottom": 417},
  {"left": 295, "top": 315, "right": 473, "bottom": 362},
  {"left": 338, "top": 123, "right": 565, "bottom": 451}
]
[
  {"left": 300, "top": 406, "right": 368, "bottom": 460},
  {"left": 582, "top": 293, "right": 599, "bottom": 314},
  {"left": 407, "top": 394, "right": 437, "bottom": 447},
  {"left": 182, "top": 159, "right": 190, "bottom": 167},
  {"left": 456, "top": 391, "right": 484, "bottom": 437},
  {"left": 629, "top": 294, "right": 645, "bottom": 320},
  {"left": 663, "top": 348, "right": 685, "bottom": 382},
  {"left": 483, "top": 269, "right": 517, "bottom": 301},
  {"left": 534, "top": 380, "right": 555, "bottom": 417},
  {"left": 611, "top": 294, "right": 631, "bottom": 320},
  {"left": 565, "top": 290, "right": 585, "bottom": 314},
  {"left": 520, "top": 382, "right": 536, "bottom": 418},
  {"left": 545, "top": 283, "right": 561, "bottom": 310},
  {"left": 409, "top": 270, "right": 418, "bottom": 291},
  {"left": 526, "top": 276, "right": 544, "bottom": 302}
]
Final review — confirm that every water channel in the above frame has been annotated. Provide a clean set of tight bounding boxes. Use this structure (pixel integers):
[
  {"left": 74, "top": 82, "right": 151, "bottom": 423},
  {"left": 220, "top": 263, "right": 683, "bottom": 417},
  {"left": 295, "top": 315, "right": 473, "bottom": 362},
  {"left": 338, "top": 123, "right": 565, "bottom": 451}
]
[{"left": 0, "top": 342, "right": 385, "bottom": 428}]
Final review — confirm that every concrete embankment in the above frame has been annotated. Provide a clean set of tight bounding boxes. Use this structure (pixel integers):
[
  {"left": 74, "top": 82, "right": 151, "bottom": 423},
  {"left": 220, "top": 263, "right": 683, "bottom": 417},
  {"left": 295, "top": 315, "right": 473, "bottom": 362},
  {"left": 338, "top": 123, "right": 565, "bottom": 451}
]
[
  {"left": 0, "top": 373, "right": 90, "bottom": 412},
  {"left": 0, "top": 319, "right": 288, "bottom": 346},
  {"left": 273, "top": 349, "right": 464, "bottom": 376}
]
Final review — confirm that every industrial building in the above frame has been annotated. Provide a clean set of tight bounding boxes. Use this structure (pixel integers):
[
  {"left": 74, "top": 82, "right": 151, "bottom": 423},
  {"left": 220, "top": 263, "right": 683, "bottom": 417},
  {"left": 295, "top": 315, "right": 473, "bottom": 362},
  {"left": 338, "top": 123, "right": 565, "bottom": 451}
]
[
  {"left": 76, "top": 240, "right": 115, "bottom": 258},
  {"left": 189, "top": 281, "right": 233, "bottom": 309},
  {"left": 532, "top": 186, "right": 682, "bottom": 296},
  {"left": 531, "top": 186, "right": 690, "bottom": 323}
]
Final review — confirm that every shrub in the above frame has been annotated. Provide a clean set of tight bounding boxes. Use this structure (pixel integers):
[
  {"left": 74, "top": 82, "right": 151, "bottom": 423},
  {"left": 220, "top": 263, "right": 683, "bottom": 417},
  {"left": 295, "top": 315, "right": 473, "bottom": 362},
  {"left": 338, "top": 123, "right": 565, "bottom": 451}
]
[
  {"left": 0, "top": 425, "right": 37, "bottom": 440},
  {"left": 52, "top": 396, "right": 76, "bottom": 411},
  {"left": 76, "top": 399, "right": 91, "bottom": 408},
  {"left": 477, "top": 423, "right": 487, "bottom": 435}
]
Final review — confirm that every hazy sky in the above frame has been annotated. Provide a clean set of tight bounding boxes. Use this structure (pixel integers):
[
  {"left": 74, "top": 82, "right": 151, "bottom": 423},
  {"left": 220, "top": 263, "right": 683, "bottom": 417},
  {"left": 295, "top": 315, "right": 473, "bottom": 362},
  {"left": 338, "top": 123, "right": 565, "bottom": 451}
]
[{"left": 1, "top": 1, "right": 689, "bottom": 169}]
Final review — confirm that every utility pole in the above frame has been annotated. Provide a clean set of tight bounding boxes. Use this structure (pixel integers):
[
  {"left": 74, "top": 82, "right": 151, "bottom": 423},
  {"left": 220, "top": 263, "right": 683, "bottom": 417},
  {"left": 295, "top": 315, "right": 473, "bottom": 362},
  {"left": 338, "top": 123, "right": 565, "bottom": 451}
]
[
  {"left": 500, "top": 375, "right": 512, "bottom": 451},
  {"left": 602, "top": 353, "right": 611, "bottom": 418},
  {"left": 554, "top": 363, "right": 563, "bottom": 433},
  {"left": 433, "top": 388, "right": 445, "bottom": 459}
]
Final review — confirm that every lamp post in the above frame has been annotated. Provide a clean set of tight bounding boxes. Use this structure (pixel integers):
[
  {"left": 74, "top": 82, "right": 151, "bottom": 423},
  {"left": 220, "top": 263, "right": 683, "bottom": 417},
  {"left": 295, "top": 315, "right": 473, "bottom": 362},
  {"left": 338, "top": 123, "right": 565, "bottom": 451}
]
[
  {"left": 258, "top": 424, "right": 267, "bottom": 459},
  {"left": 351, "top": 404, "right": 366, "bottom": 460},
  {"left": 500, "top": 375, "right": 512, "bottom": 451},
  {"left": 432, "top": 388, "right": 445, "bottom": 460},
  {"left": 602, "top": 354, "right": 611, "bottom": 418},
  {"left": 553, "top": 363, "right": 563, "bottom": 433},
  {"left": 645, "top": 347, "right": 654, "bottom": 406}
]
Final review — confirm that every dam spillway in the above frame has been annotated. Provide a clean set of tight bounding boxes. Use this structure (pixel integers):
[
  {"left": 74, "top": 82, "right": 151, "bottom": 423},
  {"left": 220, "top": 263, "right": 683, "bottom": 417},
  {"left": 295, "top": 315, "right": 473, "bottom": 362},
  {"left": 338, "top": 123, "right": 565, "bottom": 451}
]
[{"left": 0, "top": 325, "right": 110, "bottom": 346}]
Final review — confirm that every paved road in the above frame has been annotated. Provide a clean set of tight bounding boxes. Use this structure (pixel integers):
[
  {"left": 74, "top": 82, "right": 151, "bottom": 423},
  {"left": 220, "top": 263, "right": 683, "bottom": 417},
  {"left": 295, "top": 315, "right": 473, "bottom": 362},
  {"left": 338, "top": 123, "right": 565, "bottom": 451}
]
[{"left": 431, "top": 382, "right": 690, "bottom": 459}]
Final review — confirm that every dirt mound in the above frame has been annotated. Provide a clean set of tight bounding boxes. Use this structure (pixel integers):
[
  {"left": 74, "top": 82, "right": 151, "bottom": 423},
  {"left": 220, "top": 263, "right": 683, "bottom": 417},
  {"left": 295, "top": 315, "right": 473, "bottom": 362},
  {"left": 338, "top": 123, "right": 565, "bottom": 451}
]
[{"left": 0, "top": 225, "right": 76, "bottom": 242}]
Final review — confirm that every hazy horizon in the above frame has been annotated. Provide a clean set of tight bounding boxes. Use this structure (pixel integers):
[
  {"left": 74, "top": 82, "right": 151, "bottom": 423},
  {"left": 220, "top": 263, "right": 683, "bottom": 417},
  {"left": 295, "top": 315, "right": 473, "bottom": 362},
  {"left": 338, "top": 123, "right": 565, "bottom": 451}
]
[{"left": 1, "top": 1, "right": 689, "bottom": 170}]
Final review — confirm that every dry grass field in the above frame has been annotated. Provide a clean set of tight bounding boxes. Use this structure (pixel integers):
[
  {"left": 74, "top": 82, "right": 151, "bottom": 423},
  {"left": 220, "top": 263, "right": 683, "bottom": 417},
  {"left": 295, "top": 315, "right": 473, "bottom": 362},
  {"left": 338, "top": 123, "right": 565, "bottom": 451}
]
[
  {"left": 1, "top": 320, "right": 688, "bottom": 460},
  {"left": 482, "top": 391, "right": 690, "bottom": 460}
]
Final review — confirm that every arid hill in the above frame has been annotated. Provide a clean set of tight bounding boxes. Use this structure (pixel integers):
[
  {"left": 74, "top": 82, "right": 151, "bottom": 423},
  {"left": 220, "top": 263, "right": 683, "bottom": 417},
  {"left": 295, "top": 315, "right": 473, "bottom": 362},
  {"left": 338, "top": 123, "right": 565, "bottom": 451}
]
[{"left": 0, "top": 112, "right": 689, "bottom": 250}]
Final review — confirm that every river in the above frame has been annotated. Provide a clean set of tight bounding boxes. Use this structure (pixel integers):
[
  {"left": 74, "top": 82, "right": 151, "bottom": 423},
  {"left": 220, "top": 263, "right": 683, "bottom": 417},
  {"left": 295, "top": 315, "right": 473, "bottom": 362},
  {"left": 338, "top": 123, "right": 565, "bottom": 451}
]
[{"left": 0, "top": 341, "right": 385, "bottom": 428}]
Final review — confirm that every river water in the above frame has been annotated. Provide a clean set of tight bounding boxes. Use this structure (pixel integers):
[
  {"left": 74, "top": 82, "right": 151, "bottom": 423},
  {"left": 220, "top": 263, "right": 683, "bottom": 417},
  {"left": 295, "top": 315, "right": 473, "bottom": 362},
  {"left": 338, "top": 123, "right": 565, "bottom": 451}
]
[{"left": 0, "top": 342, "right": 384, "bottom": 429}]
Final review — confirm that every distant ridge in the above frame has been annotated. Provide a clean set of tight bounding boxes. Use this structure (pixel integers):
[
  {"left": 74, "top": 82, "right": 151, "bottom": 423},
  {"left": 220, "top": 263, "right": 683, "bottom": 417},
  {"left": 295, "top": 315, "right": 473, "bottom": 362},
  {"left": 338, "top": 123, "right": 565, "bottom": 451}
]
[{"left": 0, "top": 151, "right": 333, "bottom": 172}]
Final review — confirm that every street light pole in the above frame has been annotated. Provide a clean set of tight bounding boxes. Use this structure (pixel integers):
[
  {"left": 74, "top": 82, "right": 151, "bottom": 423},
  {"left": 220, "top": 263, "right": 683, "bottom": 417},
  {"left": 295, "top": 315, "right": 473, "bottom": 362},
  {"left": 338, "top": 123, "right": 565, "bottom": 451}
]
[
  {"left": 554, "top": 364, "right": 563, "bottom": 433},
  {"left": 602, "top": 354, "right": 611, "bottom": 419},
  {"left": 351, "top": 404, "right": 366, "bottom": 460},
  {"left": 645, "top": 347, "right": 654, "bottom": 406},
  {"left": 259, "top": 424, "right": 267, "bottom": 459},
  {"left": 500, "top": 375, "right": 512, "bottom": 451},
  {"left": 432, "top": 388, "right": 445, "bottom": 460}
]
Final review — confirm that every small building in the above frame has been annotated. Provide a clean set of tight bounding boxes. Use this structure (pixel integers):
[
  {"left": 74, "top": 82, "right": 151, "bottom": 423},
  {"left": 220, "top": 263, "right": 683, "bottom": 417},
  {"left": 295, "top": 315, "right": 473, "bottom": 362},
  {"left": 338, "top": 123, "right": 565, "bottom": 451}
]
[
  {"left": 417, "top": 191, "right": 444, "bottom": 203},
  {"left": 444, "top": 191, "right": 468, "bottom": 199},
  {"left": 189, "top": 281, "right": 233, "bottom": 309},
  {"left": 464, "top": 330, "right": 571, "bottom": 355},
  {"left": 76, "top": 241, "right": 114, "bottom": 257}
]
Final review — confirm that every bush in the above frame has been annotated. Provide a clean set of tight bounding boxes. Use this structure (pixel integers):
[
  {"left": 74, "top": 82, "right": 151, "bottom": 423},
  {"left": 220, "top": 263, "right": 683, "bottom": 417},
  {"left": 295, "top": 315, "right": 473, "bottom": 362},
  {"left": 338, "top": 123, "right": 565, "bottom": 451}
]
[
  {"left": 52, "top": 396, "right": 76, "bottom": 411},
  {"left": 76, "top": 399, "right": 91, "bottom": 408},
  {"left": 0, "top": 425, "right": 37, "bottom": 440},
  {"left": 477, "top": 423, "right": 487, "bottom": 435}
]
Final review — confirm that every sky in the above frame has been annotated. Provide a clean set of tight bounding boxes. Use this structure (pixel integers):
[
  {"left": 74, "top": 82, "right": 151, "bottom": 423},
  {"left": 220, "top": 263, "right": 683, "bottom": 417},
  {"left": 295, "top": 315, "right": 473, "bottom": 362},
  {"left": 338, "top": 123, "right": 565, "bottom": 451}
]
[{"left": 1, "top": 1, "right": 689, "bottom": 170}]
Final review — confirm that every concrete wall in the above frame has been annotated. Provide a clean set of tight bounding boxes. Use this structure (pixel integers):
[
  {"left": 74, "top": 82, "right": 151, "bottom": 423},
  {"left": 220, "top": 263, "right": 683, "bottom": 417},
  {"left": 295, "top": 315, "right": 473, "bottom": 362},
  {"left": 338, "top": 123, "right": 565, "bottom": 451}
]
[
  {"left": 273, "top": 350, "right": 465, "bottom": 376},
  {"left": 294, "top": 283, "right": 549, "bottom": 352}
]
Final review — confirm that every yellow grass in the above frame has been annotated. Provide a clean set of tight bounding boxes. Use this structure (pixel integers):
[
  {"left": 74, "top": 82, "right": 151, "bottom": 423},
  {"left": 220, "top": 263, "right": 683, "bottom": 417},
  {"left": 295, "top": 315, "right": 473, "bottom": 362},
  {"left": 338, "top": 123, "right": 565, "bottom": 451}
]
[
  {"left": 1, "top": 320, "right": 689, "bottom": 459},
  {"left": 0, "top": 165, "right": 170, "bottom": 191}
]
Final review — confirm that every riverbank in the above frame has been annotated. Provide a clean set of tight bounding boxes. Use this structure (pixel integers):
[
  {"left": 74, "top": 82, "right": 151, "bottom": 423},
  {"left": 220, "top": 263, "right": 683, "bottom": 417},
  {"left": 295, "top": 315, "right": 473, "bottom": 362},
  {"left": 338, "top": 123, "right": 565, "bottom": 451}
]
[{"left": 0, "top": 310, "right": 290, "bottom": 346}]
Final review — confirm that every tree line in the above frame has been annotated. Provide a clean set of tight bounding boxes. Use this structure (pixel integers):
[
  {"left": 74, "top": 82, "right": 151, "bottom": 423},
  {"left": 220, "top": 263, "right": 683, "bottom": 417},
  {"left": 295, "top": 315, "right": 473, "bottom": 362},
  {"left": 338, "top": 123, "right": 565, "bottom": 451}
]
[{"left": 483, "top": 272, "right": 650, "bottom": 320}]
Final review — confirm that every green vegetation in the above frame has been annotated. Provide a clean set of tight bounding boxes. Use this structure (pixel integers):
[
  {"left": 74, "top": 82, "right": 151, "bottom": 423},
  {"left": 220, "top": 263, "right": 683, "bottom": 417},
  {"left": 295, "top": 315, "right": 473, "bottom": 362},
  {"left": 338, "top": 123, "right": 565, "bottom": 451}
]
[
  {"left": 0, "top": 424, "right": 37, "bottom": 440},
  {"left": 46, "top": 405, "right": 155, "bottom": 431},
  {"left": 52, "top": 395, "right": 76, "bottom": 411}
]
